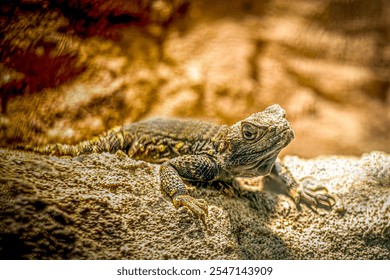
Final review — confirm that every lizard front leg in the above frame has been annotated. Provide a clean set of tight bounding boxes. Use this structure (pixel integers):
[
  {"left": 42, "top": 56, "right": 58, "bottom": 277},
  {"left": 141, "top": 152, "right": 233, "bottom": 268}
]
[
  {"left": 269, "top": 159, "right": 343, "bottom": 211},
  {"left": 159, "top": 155, "right": 219, "bottom": 222}
]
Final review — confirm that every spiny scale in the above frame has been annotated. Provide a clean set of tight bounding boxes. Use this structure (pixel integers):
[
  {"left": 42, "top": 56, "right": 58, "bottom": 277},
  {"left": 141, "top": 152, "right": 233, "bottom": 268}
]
[{"left": 28, "top": 118, "right": 228, "bottom": 162}]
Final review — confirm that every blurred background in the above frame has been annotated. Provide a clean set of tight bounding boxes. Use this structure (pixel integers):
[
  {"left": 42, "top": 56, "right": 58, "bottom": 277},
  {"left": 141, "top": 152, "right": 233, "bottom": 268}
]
[{"left": 0, "top": 0, "right": 389, "bottom": 157}]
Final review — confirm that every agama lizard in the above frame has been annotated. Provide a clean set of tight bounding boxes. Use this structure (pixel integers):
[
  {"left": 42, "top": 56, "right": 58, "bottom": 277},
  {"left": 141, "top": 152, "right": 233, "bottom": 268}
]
[{"left": 20, "top": 104, "right": 339, "bottom": 221}]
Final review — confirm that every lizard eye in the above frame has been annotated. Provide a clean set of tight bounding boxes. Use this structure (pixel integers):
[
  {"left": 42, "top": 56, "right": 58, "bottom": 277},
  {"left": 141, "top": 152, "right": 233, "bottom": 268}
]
[{"left": 241, "top": 123, "right": 258, "bottom": 140}]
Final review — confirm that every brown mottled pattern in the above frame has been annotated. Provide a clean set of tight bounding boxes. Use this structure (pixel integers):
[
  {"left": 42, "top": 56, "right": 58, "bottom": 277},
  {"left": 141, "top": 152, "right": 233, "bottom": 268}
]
[
  {"left": 19, "top": 105, "right": 341, "bottom": 222},
  {"left": 124, "top": 118, "right": 228, "bottom": 163}
]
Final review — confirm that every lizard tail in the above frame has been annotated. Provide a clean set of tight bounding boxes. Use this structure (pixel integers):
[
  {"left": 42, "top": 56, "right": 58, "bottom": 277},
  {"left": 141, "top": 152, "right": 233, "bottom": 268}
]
[{"left": 16, "top": 126, "right": 132, "bottom": 157}]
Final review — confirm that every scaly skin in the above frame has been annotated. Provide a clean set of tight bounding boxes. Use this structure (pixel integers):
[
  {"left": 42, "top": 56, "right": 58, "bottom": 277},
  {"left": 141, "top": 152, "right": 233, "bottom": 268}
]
[{"left": 20, "top": 104, "right": 340, "bottom": 222}]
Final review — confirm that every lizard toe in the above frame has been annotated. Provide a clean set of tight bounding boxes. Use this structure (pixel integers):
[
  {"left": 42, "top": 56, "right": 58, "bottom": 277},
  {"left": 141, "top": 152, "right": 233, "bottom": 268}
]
[
  {"left": 298, "top": 184, "right": 341, "bottom": 211},
  {"left": 173, "top": 194, "right": 209, "bottom": 222}
]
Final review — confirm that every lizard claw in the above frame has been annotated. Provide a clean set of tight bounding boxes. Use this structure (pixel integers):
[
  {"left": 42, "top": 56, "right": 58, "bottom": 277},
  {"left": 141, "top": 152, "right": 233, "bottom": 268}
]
[
  {"left": 299, "top": 186, "right": 335, "bottom": 207},
  {"left": 172, "top": 194, "right": 209, "bottom": 223},
  {"left": 292, "top": 183, "right": 343, "bottom": 212}
]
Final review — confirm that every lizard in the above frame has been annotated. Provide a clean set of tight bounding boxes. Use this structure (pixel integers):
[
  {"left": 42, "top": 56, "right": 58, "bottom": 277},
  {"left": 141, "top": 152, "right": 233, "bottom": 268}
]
[{"left": 19, "top": 104, "right": 339, "bottom": 222}]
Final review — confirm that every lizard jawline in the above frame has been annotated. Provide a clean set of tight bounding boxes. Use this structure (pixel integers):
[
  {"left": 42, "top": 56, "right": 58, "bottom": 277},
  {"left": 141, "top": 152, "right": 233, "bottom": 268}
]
[{"left": 239, "top": 153, "right": 278, "bottom": 177}]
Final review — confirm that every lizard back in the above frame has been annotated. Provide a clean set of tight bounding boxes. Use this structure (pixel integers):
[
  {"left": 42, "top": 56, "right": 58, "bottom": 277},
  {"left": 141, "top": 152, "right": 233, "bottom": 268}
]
[
  {"left": 23, "top": 118, "right": 229, "bottom": 163},
  {"left": 125, "top": 118, "right": 228, "bottom": 163}
]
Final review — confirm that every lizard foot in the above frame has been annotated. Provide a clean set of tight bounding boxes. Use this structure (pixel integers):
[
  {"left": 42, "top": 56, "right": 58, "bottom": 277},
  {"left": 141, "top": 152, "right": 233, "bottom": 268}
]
[
  {"left": 289, "top": 183, "right": 344, "bottom": 212},
  {"left": 172, "top": 194, "right": 209, "bottom": 223}
]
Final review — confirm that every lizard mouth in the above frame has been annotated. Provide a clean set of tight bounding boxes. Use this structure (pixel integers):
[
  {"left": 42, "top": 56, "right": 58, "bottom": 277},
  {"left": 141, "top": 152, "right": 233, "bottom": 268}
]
[
  {"left": 241, "top": 151, "right": 279, "bottom": 176},
  {"left": 227, "top": 126, "right": 293, "bottom": 177},
  {"left": 234, "top": 128, "right": 293, "bottom": 177}
]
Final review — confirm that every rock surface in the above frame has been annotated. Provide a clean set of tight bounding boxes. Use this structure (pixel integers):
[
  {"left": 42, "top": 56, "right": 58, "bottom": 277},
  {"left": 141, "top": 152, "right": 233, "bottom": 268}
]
[
  {"left": 1, "top": 149, "right": 389, "bottom": 259},
  {"left": 0, "top": 0, "right": 389, "bottom": 260}
]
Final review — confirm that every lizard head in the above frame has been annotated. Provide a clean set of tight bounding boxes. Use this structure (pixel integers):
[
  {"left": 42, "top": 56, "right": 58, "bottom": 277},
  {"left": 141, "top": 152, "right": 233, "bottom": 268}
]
[{"left": 223, "top": 104, "right": 294, "bottom": 177}]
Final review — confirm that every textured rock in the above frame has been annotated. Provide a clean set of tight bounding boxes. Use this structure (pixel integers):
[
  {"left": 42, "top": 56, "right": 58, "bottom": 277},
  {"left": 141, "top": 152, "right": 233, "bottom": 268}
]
[
  {"left": 0, "top": 149, "right": 389, "bottom": 259},
  {"left": 0, "top": 0, "right": 389, "bottom": 259}
]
